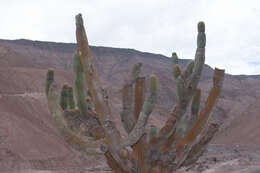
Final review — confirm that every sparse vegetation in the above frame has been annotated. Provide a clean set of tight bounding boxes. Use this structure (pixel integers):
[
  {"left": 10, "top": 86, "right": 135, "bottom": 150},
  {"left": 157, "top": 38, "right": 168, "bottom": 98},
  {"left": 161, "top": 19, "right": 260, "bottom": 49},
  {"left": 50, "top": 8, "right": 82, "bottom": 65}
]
[{"left": 45, "top": 14, "right": 225, "bottom": 172}]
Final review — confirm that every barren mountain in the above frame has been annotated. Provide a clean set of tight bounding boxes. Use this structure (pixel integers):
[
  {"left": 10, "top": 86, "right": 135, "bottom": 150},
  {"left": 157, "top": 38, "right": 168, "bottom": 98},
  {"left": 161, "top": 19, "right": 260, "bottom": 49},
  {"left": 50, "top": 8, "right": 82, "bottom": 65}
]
[{"left": 0, "top": 39, "right": 260, "bottom": 172}]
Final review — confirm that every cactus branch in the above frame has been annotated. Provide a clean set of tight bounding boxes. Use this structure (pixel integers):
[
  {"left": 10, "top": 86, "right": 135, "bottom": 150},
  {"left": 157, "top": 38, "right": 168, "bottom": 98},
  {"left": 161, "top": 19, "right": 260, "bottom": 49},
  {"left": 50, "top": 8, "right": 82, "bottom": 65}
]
[
  {"left": 132, "top": 76, "right": 147, "bottom": 173},
  {"left": 182, "top": 60, "right": 195, "bottom": 80},
  {"left": 73, "top": 53, "right": 89, "bottom": 115},
  {"left": 60, "top": 84, "right": 69, "bottom": 110},
  {"left": 45, "top": 69, "right": 54, "bottom": 96},
  {"left": 67, "top": 87, "right": 75, "bottom": 109},
  {"left": 47, "top": 83, "right": 104, "bottom": 154},
  {"left": 75, "top": 14, "right": 134, "bottom": 173},
  {"left": 172, "top": 53, "right": 181, "bottom": 80},
  {"left": 174, "top": 68, "right": 224, "bottom": 167},
  {"left": 122, "top": 75, "right": 157, "bottom": 148},
  {"left": 75, "top": 14, "right": 121, "bottom": 148},
  {"left": 121, "top": 63, "right": 142, "bottom": 133}
]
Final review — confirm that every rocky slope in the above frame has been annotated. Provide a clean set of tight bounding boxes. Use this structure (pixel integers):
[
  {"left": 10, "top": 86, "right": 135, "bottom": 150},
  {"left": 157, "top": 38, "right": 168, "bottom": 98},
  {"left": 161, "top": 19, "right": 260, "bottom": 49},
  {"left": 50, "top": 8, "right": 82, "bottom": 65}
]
[{"left": 0, "top": 39, "right": 260, "bottom": 172}]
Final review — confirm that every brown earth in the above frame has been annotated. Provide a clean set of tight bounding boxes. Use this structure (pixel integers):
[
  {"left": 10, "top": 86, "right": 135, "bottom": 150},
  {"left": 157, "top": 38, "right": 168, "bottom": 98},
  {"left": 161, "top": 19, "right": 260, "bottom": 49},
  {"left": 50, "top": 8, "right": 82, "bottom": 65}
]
[{"left": 0, "top": 39, "right": 260, "bottom": 172}]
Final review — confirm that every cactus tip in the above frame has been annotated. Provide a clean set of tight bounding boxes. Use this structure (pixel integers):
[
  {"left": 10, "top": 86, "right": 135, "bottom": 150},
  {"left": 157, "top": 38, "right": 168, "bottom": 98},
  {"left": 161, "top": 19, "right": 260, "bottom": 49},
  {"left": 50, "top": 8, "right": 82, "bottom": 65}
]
[
  {"left": 172, "top": 52, "right": 177, "bottom": 57},
  {"left": 198, "top": 21, "right": 205, "bottom": 32},
  {"left": 75, "top": 13, "right": 83, "bottom": 27}
]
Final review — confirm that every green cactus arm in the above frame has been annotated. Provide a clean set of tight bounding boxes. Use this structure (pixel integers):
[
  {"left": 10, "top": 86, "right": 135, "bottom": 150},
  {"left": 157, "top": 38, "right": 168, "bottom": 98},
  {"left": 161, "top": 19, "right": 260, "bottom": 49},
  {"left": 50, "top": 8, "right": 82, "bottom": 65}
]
[
  {"left": 191, "top": 88, "right": 201, "bottom": 117},
  {"left": 45, "top": 69, "right": 54, "bottom": 96},
  {"left": 75, "top": 14, "right": 134, "bottom": 172},
  {"left": 132, "top": 76, "right": 148, "bottom": 173},
  {"left": 188, "top": 88, "right": 201, "bottom": 127},
  {"left": 188, "top": 22, "right": 206, "bottom": 91},
  {"left": 182, "top": 60, "right": 195, "bottom": 80},
  {"left": 130, "top": 63, "right": 142, "bottom": 83},
  {"left": 172, "top": 53, "right": 181, "bottom": 80},
  {"left": 75, "top": 14, "right": 121, "bottom": 146},
  {"left": 47, "top": 83, "right": 68, "bottom": 130},
  {"left": 174, "top": 68, "right": 224, "bottom": 167},
  {"left": 67, "top": 87, "right": 75, "bottom": 109},
  {"left": 133, "top": 76, "right": 146, "bottom": 120},
  {"left": 60, "top": 84, "right": 68, "bottom": 110},
  {"left": 177, "top": 88, "right": 202, "bottom": 137},
  {"left": 173, "top": 22, "right": 206, "bottom": 144},
  {"left": 176, "top": 78, "right": 186, "bottom": 102},
  {"left": 73, "top": 53, "right": 89, "bottom": 115},
  {"left": 121, "top": 75, "right": 157, "bottom": 147},
  {"left": 172, "top": 52, "right": 179, "bottom": 65},
  {"left": 120, "top": 63, "right": 142, "bottom": 133}
]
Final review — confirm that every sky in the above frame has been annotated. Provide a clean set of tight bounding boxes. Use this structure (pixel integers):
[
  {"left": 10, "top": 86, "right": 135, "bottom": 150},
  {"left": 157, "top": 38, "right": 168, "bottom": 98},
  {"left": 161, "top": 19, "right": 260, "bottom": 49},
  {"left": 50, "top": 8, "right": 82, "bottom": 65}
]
[{"left": 0, "top": 0, "right": 260, "bottom": 75}]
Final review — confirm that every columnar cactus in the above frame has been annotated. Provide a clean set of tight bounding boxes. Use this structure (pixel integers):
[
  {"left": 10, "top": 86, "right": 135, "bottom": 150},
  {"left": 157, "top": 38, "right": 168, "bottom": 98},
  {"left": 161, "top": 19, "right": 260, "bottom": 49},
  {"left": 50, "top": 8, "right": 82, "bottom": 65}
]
[{"left": 45, "top": 14, "right": 225, "bottom": 173}]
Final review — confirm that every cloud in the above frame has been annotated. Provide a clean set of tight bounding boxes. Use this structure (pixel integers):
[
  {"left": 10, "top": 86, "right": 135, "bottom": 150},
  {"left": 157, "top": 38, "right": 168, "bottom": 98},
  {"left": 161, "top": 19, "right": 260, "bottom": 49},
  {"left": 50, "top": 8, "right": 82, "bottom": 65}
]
[{"left": 0, "top": 0, "right": 259, "bottom": 75}]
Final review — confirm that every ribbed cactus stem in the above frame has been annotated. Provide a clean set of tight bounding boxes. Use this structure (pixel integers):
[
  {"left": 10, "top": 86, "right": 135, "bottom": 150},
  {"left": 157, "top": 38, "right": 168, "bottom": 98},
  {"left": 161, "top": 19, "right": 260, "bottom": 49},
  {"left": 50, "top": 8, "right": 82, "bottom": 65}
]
[
  {"left": 122, "top": 75, "right": 157, "bottom": 147},
  {"left": 73, "top": 53, "right": 88, "bottom": 114},
  {"left": 45, "top": 69, "right": 54, "bottom": 96},
  {"left": 130, "top": 63, "right": 142, "bottom": 82},
  {"left": 60, "top": 84, "right": 69, "bottom": 110},
  {"left": 172, "top": 53, "right": 181, "bottom": 80},
  {"left": 67, "top": 87, "right": 75, "bottom": 109},
  {"left": 121, "top": 63, "right": 143, "bottom": 133},
  {"left": 176, "top": 78, "right": 185, "bottom": 101},
  {"left": 191, "top": 89, "right": 201, "bottom": 116},
  {"left": 197, "top": 22, "right": 206, "bottom": 48},
  {"left": 182, "top": 88, "right": 202, "bottom": 134},
  {"left": 182, "top": 60, "right": 195, "bottom": 80},
  {"left": 173, "top": 64, "right": 181, "bottom": 80},
  {"left": 172, "top": 52, "right": 179, "bottom": 65},
  {"left": 189, "top": 22, "right": 206, "bottom": 91}
]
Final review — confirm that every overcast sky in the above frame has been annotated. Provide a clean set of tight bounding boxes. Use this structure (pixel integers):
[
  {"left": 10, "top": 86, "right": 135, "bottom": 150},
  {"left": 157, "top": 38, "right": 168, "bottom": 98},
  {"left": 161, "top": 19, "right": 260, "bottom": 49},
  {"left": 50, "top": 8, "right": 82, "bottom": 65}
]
[{"left": 1, "top": 0, "right": 260, "bottom": 75}]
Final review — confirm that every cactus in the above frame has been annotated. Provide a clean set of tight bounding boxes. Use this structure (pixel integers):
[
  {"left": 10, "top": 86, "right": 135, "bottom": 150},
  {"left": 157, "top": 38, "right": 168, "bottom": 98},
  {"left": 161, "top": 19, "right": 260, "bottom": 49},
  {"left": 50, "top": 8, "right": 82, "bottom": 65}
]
[
  {"left": 67, "top": 87, "right": 75, "bottom": 109},
  {"left": 45, "top": 14, "right": 225, "bottom": 173},
  {"left": 45, "top": 69, "right": 54, "bottom": 96},
  {"left": 73, "top": 53, "right": 89, "bottom": 114},
  {"left": 60, "top": 84, "right": 68, "bottom": 110}
]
